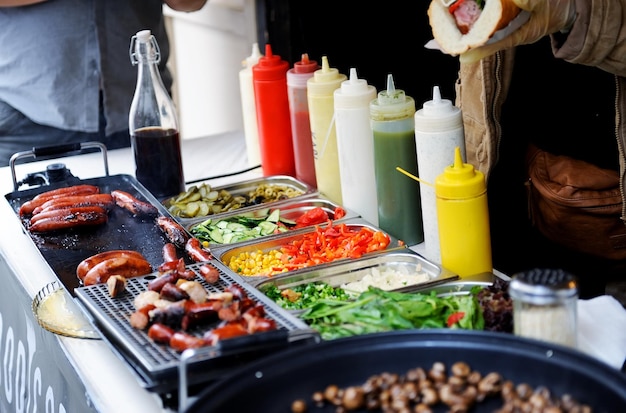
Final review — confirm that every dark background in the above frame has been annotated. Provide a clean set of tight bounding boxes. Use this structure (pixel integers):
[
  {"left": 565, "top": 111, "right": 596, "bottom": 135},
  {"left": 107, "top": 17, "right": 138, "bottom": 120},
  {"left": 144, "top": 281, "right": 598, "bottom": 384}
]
[{"left": 254, "top": 0, "right": 460, "bottom": 108}]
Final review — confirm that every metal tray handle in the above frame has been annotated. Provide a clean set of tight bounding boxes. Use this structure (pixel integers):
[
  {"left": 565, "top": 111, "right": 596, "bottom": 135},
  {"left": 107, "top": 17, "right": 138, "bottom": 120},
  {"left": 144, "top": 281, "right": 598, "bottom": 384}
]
[
  {"left": 9, "top": 141, "right": 110, "bottom": 191},
  {"left": 178, "top": 329, "right": 291, "bottom": 411}
]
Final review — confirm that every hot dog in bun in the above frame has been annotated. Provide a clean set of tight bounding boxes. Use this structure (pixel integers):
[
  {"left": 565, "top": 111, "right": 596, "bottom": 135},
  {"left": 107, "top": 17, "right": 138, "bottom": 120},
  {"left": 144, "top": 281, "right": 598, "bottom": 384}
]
[{"left": 428, "top": 0, "right": 521, "bottom": 55}]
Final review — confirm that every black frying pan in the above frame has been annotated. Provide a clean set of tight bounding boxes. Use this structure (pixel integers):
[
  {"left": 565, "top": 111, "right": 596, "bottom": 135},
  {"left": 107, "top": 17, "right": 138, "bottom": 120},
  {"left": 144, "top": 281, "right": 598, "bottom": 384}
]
[{"left": 184, "top": 329, "right": 626, "bottom": 413}]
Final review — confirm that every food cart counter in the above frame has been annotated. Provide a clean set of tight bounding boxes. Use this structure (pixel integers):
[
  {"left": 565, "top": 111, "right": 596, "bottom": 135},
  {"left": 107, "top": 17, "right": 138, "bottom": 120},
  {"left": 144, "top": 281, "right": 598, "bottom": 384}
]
[
  {"left": 1, "top": 131, "right": 626, "bottom": 413},
  {"left": 0, "top": 131, "right": 260, "bottom": 413}
]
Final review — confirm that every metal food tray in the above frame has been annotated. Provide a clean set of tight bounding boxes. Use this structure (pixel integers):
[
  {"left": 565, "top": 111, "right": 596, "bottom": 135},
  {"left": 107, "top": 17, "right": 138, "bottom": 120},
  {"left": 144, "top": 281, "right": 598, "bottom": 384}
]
[
  {"left": 421, "top": 271, "right": 511, "bottom": 296},
  {"left": 252, "top": 249, "right": 459, "bottom": 294},
  {"left": 4, "top": 173, "right": 188, "bottom": 295},
  {"left": 214, "top": 218, "right": 407, "bottom": 284},
  {"left": 74, "top": 261, "right": 319, "bottom": 393},
  {"left": 164, "top": 175, "right": 318, "bottom": 223},
  {"left": 184, "top": 196, "right": 358, "bottom": 247}
]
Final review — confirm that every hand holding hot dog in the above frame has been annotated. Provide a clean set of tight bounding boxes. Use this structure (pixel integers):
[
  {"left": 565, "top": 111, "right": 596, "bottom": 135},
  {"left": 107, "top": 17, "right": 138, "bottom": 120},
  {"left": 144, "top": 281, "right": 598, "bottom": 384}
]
[{"left": 459, "top": 0, "right": 576, "bottom": 63}]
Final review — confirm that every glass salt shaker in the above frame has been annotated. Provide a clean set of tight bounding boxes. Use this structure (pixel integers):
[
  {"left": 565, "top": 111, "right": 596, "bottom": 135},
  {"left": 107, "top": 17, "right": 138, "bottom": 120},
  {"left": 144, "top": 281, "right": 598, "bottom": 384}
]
[{"left": 509, "top": 268, "right": 578, "bottom": 348}]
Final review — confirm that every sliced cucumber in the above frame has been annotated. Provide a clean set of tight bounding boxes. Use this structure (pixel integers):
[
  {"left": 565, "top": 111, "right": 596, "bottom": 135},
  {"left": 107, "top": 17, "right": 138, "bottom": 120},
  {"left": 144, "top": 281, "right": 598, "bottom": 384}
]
[
  {"left": 210, "top": 228, "right": 224, "bottom": 243},
  {"left": 266, "top": 209, "right": 281, "bottom": 222}
]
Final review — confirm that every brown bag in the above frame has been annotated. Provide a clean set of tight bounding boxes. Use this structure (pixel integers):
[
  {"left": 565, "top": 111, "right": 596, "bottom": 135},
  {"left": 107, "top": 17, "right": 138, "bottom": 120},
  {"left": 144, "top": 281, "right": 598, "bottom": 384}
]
[{"left": 526, "top": 144, "right": 626, "bottom": 260}]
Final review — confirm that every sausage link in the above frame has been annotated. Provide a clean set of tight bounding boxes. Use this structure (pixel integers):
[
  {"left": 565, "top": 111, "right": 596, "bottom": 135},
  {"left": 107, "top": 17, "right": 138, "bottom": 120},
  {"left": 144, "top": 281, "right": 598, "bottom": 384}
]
[
  {"left": 162, "top": 243, "right": 179, "bottom": 263},
  {"left": 77, "top": 250, "right": 147, "bottom": 281},
  {"left": 32, "top": 193, "right": 114, "bottom": 215},
  {"left": 147, "top": 323, "right": 176, "bottom": 344},
  {"left": 19, "top": 184, "right": 100, "bottom": 216},
  {"left": 156, "top": 216, "right": 189, "bottom": 248},
  {"left": 82, "top": 256, "right": 152, "bottom": 286},
  {"left": 185, "top": 237, "right": 212, "bottom": 262},
  {"left": 199, "top": 263, "right": 220, "bottom": 284},
  {"left": 111, "top": 190, "right": 158, "bottom": 217},
  {"left": 169, "top": 332, "right": 207, "bottom": 352},
  {"left": 28, "top": 206, "right": 108, "bottom": 233}
]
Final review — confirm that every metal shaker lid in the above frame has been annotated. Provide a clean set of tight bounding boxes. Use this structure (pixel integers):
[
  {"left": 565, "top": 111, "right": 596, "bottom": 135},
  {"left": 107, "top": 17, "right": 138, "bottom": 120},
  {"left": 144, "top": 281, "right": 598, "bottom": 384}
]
[{"left": 509, "top": 268, "right": 578, "bottom": 305}]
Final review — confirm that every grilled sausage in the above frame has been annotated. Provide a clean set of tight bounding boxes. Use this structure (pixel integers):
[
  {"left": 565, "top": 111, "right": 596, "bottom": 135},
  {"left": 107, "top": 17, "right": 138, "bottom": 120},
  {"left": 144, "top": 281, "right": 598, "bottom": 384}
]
[
  {"left": 107, "top": 274, "right": 127, "bottom": 298},
  {"left": 199, "top": 263, "right": 220, "bottom": 284},
  {"left": 156, "top": 216, "right": 189, "bottom": 248},
  {"left": 170, "top": 332, "right": 207, "bottom": 352},
  {"left": 32, "top": 193, "right": 114, "bottom": 215},
  {"left": 147, "top": 323, "right": 176, "bottom": 344},
  {"left": 181, "top": 300, "right": 221, "bottom": 330},
  {"left": 130, "top": 304, "right": 156, "bottom": 330},
  {"left": 77, "top": 250, "right": 148, "bottom": 281},
  {"left": 111, "top": 189, "right": 159, "bottom": 217},
  {"left": 28, "top": 206, "right": 108, "bottom": 233},
  {"left": 204, "top": 322, "right": 248, "bottom": 346},
  {"left": 147, "top": 271, "right": 180, "bottom": 293},
  {"left": 19, "top": 184, "right": 100, "bottom": 216},
  {"left": 82, "top": 256, "right": 152, "bottom": 286},
  {"left": 185, "top": 237, "right": 212, "bottom": 262},
  {"left": 29, "top": 205, "right": 107, "bottom": 226},
  {"left": 162, "top": 242, "right": 179, "bottom": 263},
  {"left": 160, "top": 282, "right": 190, "bottom": 302}
]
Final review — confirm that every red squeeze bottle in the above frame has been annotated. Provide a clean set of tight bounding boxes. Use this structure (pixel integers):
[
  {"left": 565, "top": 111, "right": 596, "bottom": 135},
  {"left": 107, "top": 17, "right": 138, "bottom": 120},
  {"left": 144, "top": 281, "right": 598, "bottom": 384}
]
[
  {"left": 252, "top": 44, "right": 295, "bottom": 177},
  {"left": 287, "top": 53, "right": 319, "bottom": 187}
]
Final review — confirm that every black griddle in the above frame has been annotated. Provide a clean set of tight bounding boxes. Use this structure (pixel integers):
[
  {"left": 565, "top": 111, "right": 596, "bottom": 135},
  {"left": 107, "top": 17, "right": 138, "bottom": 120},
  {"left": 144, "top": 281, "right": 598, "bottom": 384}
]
[{"left": 4, "top": 174, "right": 189, "bottom": 295}]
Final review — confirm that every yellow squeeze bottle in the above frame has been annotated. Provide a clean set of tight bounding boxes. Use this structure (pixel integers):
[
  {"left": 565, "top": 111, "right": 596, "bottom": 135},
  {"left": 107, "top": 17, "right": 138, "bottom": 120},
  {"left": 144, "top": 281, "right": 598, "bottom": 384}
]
[
  {"left": 307, "top": 56, "right": 346, "bottom": 204},
  {"left": 435, "top": 146, "right": 492, "bottom": 277}
]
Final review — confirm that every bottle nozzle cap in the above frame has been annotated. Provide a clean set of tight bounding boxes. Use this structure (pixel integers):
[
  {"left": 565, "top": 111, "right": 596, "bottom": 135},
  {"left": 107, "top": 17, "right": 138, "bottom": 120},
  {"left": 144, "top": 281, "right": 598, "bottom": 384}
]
[
  {"left": 338, "top": 68, "right": 368, "bottom": 94},
  {"left": 252, "top": 43, "right": 289, "bottom": 80},
  {"left": 422, "top": 85, "right": 456, "bottom": 116},
  {"left": 312, "top": 56, "right": 341, "bottom": 82},
  {"left": 435, "top": 146, "right": 486, "bottom": 198},
  {"left": 377, "top": 74, "right": 406, "bottom": 105},
  {"left": 370, "top": 73, "right": 415, "bottom": 119},
  {"left": 243, "top": 42, "right": 263, "bottom": 68},
  {"left": 293, "top": 53, "right": 318, "bottom": 74}
]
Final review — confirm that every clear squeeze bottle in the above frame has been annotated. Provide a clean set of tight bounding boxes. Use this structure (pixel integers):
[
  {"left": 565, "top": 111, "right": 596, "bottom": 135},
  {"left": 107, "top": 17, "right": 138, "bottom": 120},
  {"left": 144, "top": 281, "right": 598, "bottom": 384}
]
[
  {"left": 129, "top": 29, "right": 185, "bottom": 200},
  {"left": 252, "top": 44, "right": 295, "bottom": 177},
  {"left": 307, "top": 56, "right": 347, "bottom": 203},
  {"left": 287, "top": 53, "right": 319, "bottom": 188},
  {"left": 370, "top": 74, "right": 423, "bottom": 245},
  {"left": 239, "top": 43, "right": 263, "bottom": 168},
  {"left": 414, "top": 85, "right": 466, "bottom": 264},
  {"left": 334, "top": 68, "right": 378, "bottom": 225},
  {"left": 435, "top": 146, "right": 492, "bottom": 277}
]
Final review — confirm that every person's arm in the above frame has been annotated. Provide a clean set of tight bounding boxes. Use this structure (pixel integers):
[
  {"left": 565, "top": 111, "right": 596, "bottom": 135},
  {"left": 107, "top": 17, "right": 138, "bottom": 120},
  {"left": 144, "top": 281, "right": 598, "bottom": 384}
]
[
  {"left": 0, "top": 0, "right": 46, "bottom": 6},
  {"left": 164, "top": 0, "right": 207, "bottom": 12},
  {"left": 555, "top": 0, "right": 626, "bottom": 78}
]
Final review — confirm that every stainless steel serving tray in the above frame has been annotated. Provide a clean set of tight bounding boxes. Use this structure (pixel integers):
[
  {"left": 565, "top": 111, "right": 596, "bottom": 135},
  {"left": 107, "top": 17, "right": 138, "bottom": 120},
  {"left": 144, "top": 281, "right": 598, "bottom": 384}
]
[
  {"left": 423, "top": 271, "right": 510, "bottom": 296},
  {"left": 252, "top": 249, "right": 459, "bottom": 296},
  {"left": 184, "top": 196, "right": 358, "bottom": 247},
  {"left": 164, "top": 175, "right": 317, "bottom": 223},
  {"left": 74, "top": 261, "right": 319, "bottom": 393},
  {"left": 214, "top": 218, "right": 407, "bottom": 284}
]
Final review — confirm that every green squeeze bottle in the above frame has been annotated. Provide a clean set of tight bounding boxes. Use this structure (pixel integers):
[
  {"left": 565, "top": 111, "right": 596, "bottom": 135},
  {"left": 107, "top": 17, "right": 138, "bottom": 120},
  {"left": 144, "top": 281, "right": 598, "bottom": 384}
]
[{"left": 370, "top": 74, "right": 424, "bottom": 245}]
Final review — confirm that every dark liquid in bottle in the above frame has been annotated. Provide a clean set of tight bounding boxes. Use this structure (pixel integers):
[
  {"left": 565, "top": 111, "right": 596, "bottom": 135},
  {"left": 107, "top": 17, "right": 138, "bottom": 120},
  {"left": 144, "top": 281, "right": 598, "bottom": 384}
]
[{"left": 131, "top": 127, "right": 185, "bottom": 199}]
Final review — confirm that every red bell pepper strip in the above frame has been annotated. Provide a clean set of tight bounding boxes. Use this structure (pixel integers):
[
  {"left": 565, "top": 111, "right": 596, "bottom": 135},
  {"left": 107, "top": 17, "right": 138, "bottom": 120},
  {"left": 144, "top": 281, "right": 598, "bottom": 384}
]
[{"left": 447, "top": 311, "right": 466, "bottom": 327}]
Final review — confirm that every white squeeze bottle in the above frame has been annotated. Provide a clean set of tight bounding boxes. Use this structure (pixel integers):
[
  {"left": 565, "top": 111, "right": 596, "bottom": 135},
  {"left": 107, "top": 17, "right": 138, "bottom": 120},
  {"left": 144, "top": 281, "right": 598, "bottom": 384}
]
[
  {"left": 334, "top": 68, "right": 378, "bottom": 225},
  {"left": 414, "top": 85, "right": 466, "bottom": 263},
  {"left": 239, "top": 43, "right": 263, "bottom": 168}
]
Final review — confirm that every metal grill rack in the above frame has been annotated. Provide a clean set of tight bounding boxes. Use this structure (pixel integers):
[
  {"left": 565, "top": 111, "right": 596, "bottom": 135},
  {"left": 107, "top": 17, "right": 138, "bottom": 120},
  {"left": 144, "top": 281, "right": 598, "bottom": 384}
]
[{"left": 74, "top": 260, "right": 319, "bottom": 393}]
